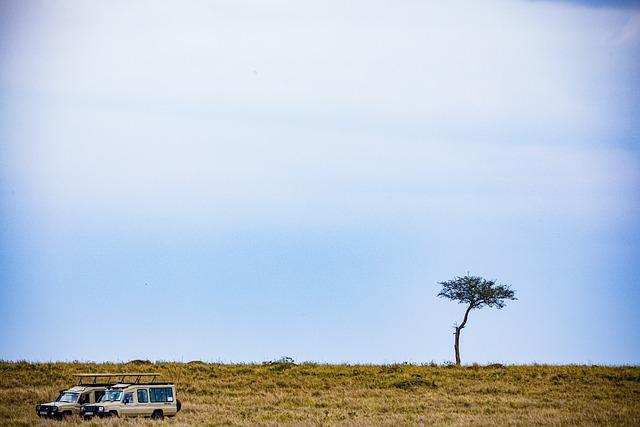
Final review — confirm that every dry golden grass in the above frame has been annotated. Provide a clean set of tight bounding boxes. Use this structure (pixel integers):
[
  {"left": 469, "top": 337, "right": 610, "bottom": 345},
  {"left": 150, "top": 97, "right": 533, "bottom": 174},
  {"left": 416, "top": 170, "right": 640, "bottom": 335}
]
[{"left": 0, "top": 361, "right": 639, "bottom": 426}]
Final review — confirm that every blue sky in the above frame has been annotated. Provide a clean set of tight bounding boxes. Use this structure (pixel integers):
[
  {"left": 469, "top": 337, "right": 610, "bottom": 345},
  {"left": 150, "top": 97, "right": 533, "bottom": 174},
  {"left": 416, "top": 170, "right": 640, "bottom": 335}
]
[{"left": 1, "top": 0, "right": 639, "bottom": 364}]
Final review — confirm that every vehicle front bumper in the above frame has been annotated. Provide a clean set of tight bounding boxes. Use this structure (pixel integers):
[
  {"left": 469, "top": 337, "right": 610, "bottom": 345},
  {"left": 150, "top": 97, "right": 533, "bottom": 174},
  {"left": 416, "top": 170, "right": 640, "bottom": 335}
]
[
  {"left": 36, "top": 405, "right": 61, "bottom": 418},
  {"left": 80, "top": 406, "right": 107, "bottom": 419}
]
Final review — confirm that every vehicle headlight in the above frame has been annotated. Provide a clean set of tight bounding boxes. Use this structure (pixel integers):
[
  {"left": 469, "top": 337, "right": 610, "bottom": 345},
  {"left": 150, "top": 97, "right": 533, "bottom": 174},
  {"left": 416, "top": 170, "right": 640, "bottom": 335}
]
[
  {"left": 52, "top": 407, "right": 58, "bottom": 412},
  {"left": 36, "top": 405, "right": 40, "bottom": 411},
  {"left": 98, "top": 407, "right": 104, "bottom": 412}
]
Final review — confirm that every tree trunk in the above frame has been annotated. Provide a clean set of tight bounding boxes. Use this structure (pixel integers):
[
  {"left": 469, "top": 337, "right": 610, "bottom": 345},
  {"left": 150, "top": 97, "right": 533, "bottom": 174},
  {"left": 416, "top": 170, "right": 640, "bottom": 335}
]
[
  {"left": 454, "top": 303, "right": 474, "bottom": 366},
  {"left": 454, "top": 326, "right": 462, "bottom": 365}
]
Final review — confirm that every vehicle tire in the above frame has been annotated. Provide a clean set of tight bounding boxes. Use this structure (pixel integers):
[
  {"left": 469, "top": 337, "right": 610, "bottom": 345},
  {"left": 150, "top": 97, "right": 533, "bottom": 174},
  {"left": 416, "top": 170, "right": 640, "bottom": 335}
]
[
  {"left": 108, "top": 411, "right": 119, "bottom": 418},
  {"left": 151, "top": 410, "right": 164, "bottom": 420},
  {"left": 176, "top": 399, "right": 182, "bottom": 412},
  {"left": 59, "top": 411, "right": 72, "bottom": 420}
]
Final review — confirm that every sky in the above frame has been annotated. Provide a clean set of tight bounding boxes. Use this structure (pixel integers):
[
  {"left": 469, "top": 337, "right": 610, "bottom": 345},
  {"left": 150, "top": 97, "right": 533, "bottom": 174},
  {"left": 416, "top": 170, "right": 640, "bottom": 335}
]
[{"left": 0, "top": 0, "right": 639, "bottom": 364}]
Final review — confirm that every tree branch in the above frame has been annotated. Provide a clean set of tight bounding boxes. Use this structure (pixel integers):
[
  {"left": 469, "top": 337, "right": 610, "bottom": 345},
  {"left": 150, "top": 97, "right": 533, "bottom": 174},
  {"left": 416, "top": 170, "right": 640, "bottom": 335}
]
[{"left": 458, "top": 302, "right": 474, "bottom": 330}]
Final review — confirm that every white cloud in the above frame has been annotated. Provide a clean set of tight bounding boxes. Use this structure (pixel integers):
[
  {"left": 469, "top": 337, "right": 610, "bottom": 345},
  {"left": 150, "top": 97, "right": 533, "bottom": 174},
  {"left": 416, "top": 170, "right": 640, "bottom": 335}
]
[
  {"left": 2, "top": 1, "right": 631, "bottom": 126},
  {"left": 7, "top": 100, "right": 635, "bottom": 230},
  {"left": 2, "top": 0, "right": 638, "bottom": 229}
]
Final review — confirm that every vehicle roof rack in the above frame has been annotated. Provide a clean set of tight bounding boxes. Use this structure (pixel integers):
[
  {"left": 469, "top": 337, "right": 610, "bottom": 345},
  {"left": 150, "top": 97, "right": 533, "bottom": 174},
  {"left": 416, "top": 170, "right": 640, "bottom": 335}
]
[{"left": 74, "top": 373, "right": 161, "bottom": 385}]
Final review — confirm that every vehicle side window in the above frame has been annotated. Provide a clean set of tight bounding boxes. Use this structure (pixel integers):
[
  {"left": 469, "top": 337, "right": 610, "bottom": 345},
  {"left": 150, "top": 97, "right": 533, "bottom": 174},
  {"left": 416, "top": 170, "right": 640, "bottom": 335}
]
[
  {"left": 123, "top": 393, "right": 133, "bottom": 404},
  {"left": 94, "top": 390, "right": 105, "bottom": 402},
  {"left": 137, "top": 389, "right": 148, "bottom": 403},
  {"left": 79, "top": 393, "right": 89, "bottom": 405},
  {"left": 149, "top": 387, "right": 173, "bottom": 403}
]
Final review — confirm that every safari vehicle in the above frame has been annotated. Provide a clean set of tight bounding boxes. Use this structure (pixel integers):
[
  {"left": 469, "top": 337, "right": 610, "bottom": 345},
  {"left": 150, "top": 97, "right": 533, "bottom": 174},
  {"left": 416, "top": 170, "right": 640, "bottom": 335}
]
[
  {"left": 35, "top": 374, "right": 111, "bottom": 419},
  {"left": 81, "top": 373, "right": 181, "bottom": 420}
]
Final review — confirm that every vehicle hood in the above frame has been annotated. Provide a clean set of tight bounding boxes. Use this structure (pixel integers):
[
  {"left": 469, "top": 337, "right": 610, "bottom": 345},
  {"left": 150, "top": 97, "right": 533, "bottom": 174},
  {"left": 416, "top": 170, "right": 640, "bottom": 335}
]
[
  {"left": 41, "top": 401, "right": 76, "bottom": 408},
  {"left": 91, "top": 401, "right": 121, "bottom": 409}
]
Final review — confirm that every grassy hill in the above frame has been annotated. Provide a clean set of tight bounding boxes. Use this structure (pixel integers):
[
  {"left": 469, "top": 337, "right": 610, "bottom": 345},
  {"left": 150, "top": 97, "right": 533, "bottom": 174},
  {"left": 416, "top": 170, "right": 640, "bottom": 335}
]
[{"left": 1, "top": 361, "right": 639, "bottom": 426}]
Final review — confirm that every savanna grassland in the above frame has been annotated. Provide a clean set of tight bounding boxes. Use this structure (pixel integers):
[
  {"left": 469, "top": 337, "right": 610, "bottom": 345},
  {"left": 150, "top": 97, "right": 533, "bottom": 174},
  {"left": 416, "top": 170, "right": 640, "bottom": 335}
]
[{"left": 1, "top": 361, "right": 639, "bottom": 426}]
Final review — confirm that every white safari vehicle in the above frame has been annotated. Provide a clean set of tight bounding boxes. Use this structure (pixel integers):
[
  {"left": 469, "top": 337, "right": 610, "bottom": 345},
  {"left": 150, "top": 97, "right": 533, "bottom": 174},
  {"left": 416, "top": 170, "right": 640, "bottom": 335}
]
[{"left": 80, "top": 373, "right": 181, "bottom": 420}]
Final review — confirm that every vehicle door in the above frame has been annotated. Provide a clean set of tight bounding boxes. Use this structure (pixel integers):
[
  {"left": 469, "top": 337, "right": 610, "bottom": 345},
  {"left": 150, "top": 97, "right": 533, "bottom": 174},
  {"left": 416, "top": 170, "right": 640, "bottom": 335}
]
[
  {"left": 120, "top": 392, "right": 136, "bottom": 417},
  {"left": 135, "top": 388, "right": 151, "bottom": 416},
  {"left": 77, "top": 393, "right": 90, "bottom": 413}
]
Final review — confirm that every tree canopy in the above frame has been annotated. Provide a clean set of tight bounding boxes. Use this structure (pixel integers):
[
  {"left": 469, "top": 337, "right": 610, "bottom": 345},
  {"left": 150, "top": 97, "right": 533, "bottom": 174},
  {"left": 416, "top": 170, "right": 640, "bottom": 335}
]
[{"left": 437, "top": 275, "right": 516, "bottom": 309}]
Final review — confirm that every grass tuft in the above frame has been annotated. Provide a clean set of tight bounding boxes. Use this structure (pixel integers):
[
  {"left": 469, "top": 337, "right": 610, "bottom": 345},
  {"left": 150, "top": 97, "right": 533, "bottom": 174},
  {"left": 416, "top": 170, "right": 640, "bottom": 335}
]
[{"left": 391, "top": 375, "right": 438, "bottom": 390}]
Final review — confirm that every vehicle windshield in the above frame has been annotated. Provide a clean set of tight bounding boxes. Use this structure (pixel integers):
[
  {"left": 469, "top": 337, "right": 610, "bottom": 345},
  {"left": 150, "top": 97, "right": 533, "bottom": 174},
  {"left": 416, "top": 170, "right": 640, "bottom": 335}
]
[
  {"left": 99, "top": 390, "right": 123, "bottom": 402},
  {"left": 56, "top": 392, "right": 79, "bottom": 403}
]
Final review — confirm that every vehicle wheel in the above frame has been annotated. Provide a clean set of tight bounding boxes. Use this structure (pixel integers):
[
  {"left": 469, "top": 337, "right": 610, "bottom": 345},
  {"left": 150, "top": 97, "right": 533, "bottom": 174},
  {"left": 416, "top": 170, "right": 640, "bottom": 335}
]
[
  {"left": 151, "top": 410, "right": 164, "bottom": 420},
  {"left": 59, "top": 411, "right": 72, "bottom": 420},
  {"left": 108, "top": 411, "right": 119, "bottom": 418},
  {"left": 176, "top": 399, "right": 182, "bottom": 412}
]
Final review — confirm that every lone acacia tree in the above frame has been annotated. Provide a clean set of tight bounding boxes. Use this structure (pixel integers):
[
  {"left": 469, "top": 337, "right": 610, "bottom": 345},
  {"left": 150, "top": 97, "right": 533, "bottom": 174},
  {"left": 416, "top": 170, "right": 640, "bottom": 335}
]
[{"left": 437, "top": 275, "right": 516, "bottom": 366}]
